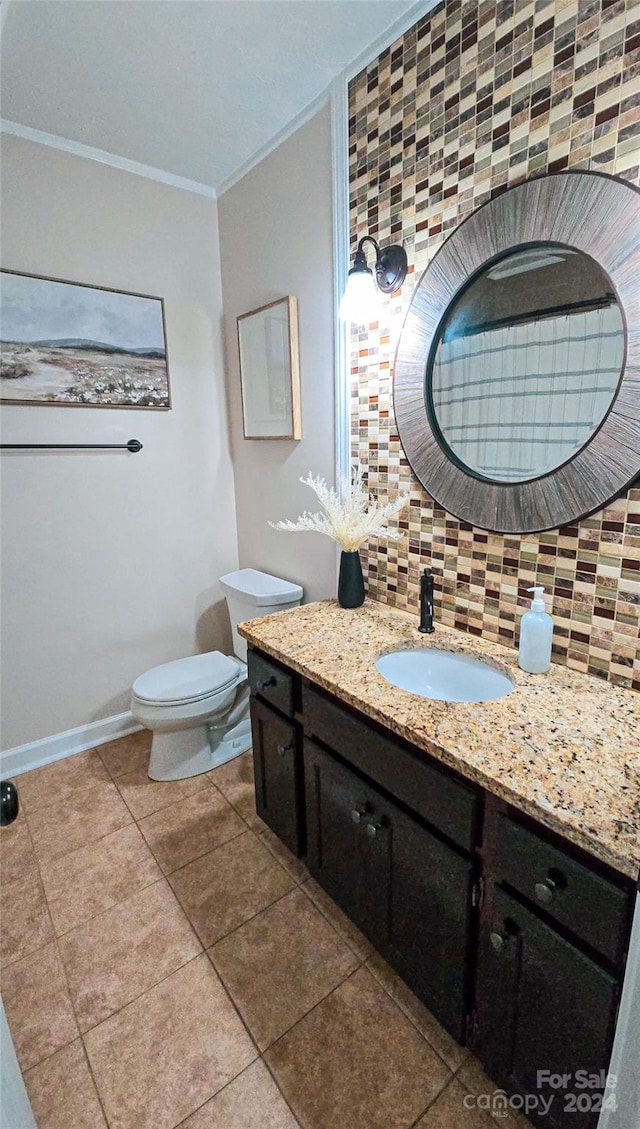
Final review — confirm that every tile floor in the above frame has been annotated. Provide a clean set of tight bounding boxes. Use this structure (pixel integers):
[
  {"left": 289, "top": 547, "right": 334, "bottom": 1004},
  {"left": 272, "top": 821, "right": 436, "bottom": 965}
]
[{"left": 0, "top": 732, "right": 532, "bottom": 1129}]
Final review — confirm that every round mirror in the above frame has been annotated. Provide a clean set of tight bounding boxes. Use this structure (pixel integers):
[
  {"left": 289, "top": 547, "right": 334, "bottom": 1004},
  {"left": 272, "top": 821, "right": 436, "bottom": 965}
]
[
  {"left": 428, "top": 244, "right": 625, "bottom": 484},
  {"left": 393, "top": 171, "right": 640, "bottom": 533}
]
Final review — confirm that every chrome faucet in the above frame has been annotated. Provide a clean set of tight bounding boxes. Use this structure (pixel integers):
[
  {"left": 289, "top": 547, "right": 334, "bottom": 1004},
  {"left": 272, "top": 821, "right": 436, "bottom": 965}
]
[{"left": 418, "top": 568, "right": 435, "bottom": 634}]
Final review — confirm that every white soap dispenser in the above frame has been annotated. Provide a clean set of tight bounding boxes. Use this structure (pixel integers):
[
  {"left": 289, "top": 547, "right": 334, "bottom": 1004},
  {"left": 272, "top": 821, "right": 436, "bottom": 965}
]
[{"left": 518, "top": 586, "right": 553, "bottom": 674}]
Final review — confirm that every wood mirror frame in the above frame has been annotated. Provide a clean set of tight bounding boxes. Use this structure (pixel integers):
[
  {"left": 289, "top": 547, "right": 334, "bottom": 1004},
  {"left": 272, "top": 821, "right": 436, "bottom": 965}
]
[{"left": 393, "top": 171, "right": 640, "bottom": 533}]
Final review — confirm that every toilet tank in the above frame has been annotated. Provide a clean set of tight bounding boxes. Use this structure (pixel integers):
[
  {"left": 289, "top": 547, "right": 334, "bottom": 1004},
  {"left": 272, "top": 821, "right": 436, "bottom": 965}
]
[{"left": 219, "top": 569, "right": 303, "bottom": 662}]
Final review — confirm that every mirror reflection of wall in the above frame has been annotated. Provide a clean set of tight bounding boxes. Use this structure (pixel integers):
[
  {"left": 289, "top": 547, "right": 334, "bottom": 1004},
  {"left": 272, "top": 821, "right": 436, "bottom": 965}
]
[{"left": 429, "top": 245, "right": 625, "bottom": 483}]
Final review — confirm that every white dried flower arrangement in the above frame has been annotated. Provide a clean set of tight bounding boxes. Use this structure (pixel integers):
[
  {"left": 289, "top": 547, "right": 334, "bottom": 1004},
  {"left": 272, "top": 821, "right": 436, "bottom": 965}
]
[{"left": 269, "top": 466, "right": 409, "bottom": 553}]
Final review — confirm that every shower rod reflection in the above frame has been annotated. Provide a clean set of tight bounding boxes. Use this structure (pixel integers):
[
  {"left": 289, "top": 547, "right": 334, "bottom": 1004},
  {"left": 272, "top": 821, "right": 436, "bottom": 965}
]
[{"left": 0, "top": 439, "right": 143, "bottom": 453}]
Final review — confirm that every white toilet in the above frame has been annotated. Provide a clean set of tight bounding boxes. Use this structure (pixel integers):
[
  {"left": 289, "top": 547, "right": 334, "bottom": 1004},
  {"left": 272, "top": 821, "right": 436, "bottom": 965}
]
[{"left": 130, "top": 569, "right": 303, "bottom": 781}]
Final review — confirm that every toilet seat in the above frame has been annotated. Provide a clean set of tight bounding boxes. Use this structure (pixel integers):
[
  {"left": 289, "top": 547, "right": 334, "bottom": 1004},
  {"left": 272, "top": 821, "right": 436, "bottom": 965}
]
[
  {"left": 130, "top": 567, "right": 303, "bottom": 780},
  {"left": 132, "top": 651, "right": 241, "bottom": 707}
]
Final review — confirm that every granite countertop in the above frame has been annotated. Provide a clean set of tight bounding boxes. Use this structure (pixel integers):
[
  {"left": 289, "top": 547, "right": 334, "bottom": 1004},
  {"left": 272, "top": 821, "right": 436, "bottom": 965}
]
[{"left": 239, "top": 599, "right": 640, "bottom": 880}]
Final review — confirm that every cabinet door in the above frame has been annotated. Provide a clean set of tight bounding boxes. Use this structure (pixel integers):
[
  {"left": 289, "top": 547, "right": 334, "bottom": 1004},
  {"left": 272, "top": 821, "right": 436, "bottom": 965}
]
[
  {"left": 388, "top": 801, "right": 473, "bottom": 1042},
  {"left": 304, "top": 738, "right": 391, "bottom": 949},
  {"left": 304, "top": 738, "right": 473, "bottom": 1039},
  {"left": 250, "top": 697, "right": 303, "bottom": 856},
  {"left": 477, "top": 887, "right": 619, "bottom": 1129}
]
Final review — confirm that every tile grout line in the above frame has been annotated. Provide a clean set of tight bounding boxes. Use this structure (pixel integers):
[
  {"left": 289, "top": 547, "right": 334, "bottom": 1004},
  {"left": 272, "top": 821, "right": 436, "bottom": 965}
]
[
  {"left": 115, "top": 773, "right": 221, "bottom": 823},
  {"left": 4, "top": 741, "right": 217, "bottom": 1127},
  {"left": 257, "top": 829, "right": 310, "bottom": 884},
  {"left": 68, "top": 894, "right": 204, "bottom": 1036},
  {"left": 185, "top": 944, "right": 306, "bottom": 1129},
  {"left": 22, "top": 778, "right": 135, "bottom": 879},
  {"left": 141, "top": 820, "right": 248, "bottom": 877},
  {"left": 406, "top": 1070, "right": 458, "bottom": 1129},
  {"left": 10, "top": 933, "right": 81, "bottom": 1077},
  {"left": 30, "top": 925, "right": 113, "bottom": 1129},
  {"left": 246, "top": 963, "right": 371, "bottom": 1129},
  {"left": 0, "top": 861, "right": 56, "bottom": 973},
  {"left": 168, "top": 1057, "right": 289, "bottom": 1129},
  {"left": 298, "top": 877, "right": 372, "bottom": 961},
  {"left": 79, "top": 954, "right": 254, "bottom": 1129},
  {"left": 261, "top": 962, "right": 364, "bottom": 1055},
  {"left": 207, "top": 929, "right": 365, "bottom": 1059},
  {"left": 260, "top": 1054, "right": 308, "bottom": 1129},
  {"left": 76, "top": 947, "right": 217, "bottom": 1118},
  {"left": 9, "top": 842, "right": 206, "bottom": 1065},
  {"left": 46, "top": 866, "right": 166, "bottom": 940},
  {"left": 204, "top": 868, "right": 365, "bottom": 970},
  {"left": 170, "top": 838, "right": 298, "bottom": 952},
  {"left": 364, "top": 955, "right": 467, "bottom": 1077},
  {"left": 133, "top": 780, "right": 257, "bottom": 874}
]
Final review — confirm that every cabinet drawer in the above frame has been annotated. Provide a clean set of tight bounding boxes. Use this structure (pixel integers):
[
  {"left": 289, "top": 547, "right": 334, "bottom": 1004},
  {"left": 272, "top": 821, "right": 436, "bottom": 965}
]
[
  {"left": 248, "top": 650, "right": 294, "bottom": 718},
  {"left": 303, "top": 683, "right": 477, "bottom": 853},
  {"left": 495, "top": 815, "right": 630, "bottom": 966}
]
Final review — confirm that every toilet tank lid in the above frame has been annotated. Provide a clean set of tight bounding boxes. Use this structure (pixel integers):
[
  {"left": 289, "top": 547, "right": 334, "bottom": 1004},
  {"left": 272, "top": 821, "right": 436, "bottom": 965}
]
[{"left": 219, "top": 568, "right": 303, "bottom": 607}]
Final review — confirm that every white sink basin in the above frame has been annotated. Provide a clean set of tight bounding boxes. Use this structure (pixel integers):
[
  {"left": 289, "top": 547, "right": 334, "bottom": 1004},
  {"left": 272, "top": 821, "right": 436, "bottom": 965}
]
[{"left": 375, "top": 648, "right": 514, "bottom": 703}]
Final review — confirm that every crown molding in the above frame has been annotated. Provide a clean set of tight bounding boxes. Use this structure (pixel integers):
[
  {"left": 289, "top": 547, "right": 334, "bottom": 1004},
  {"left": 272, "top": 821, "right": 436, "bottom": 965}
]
[
  {"left": 216, "top": 88, "right": 330, "bottom": 197},
  {"left": 218, "top": 1, "right": 438, "bottom": 198},
  {"left": 0, "top": 119, "right": 217, "bottom": 198},
  {"left": 343, "top": 0, "right": 440, "bottom": 83},
  {"left": 1, "top": 2, "right": 437, "bottom": 202}
]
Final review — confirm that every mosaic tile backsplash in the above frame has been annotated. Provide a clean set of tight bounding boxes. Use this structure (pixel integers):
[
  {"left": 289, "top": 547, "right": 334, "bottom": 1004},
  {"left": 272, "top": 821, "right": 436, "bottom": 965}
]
[{"left": 348, "top": 0, "right": 640, "bottom": 689}]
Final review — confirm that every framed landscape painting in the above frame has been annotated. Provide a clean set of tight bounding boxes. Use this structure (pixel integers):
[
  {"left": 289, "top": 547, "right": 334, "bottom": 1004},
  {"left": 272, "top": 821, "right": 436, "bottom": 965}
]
[{"left": 0, "top": 270, "right": 171, "bottom": 409}]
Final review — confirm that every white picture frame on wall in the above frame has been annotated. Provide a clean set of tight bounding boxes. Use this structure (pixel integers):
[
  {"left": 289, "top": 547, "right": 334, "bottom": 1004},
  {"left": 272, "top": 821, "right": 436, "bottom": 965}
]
[{"left": 237, "top": 296, "right": 301, "bottom": 440}]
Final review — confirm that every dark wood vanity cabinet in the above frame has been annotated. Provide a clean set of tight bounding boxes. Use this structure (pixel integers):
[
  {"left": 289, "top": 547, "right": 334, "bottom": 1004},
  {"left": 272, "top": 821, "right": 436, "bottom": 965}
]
[{"left": 247, "top": 648, "right": 633, "bottom": 1129}]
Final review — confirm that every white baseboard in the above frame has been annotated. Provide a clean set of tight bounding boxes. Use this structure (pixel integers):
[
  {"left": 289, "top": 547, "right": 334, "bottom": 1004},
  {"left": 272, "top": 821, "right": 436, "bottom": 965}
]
[{"left": 0, "top": 712, "right": 143, "bottom": 778}]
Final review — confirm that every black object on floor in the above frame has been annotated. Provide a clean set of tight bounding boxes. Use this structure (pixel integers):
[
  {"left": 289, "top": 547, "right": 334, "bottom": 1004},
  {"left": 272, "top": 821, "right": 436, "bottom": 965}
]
[{"left": 0, "top": 780, "right": 19, "bottom": 826}]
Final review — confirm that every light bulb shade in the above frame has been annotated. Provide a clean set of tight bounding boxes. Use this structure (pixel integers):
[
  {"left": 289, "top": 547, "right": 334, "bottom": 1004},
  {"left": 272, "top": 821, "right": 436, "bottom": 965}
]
[{"left": 339, "top": 267, "right": 380, "bottom": 325}]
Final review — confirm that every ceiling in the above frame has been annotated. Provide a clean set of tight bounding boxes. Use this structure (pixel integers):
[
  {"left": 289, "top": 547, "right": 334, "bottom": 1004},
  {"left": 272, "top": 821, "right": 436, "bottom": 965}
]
[{"left": 1, "top": 0, "right": 419, "bottom": 195}]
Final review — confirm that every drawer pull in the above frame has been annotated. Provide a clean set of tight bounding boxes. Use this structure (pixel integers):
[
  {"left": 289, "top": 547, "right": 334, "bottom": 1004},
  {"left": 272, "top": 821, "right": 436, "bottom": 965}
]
[
  {"left": 490, "top": 930, "right": 507, "bottom": 953},
  {"left": 276, "top": 743, "right": 293, "bottom": 757},
  {"left": 366, "top": 821, "right": 384, "bottom": 839},
  {"left": 535, "top": 878, "right": 556, "bottom": 905},
  {"left": 257, "top": 676, "right": 276, "bottom": 692},
  {"left": 351, "top": 805, "right": 370, "bottom": 824}
]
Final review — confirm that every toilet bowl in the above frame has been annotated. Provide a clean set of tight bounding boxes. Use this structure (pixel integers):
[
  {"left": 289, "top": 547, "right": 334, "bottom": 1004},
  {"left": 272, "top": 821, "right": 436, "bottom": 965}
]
[{"left": 130, "top": 569, "right": 303, "bottom": 781}]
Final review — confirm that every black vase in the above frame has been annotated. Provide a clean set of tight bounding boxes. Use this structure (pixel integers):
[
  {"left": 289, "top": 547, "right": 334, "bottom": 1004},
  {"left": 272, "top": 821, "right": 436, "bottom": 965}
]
[{"left": 338, "top": 550, "right": 365, "bottom": 609}]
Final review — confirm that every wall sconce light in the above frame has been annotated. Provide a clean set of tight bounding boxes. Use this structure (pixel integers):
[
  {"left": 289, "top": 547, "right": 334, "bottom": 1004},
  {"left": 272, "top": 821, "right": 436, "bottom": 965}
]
[{"left": 339, "top": 236, "right": 408, "bottom": 325}]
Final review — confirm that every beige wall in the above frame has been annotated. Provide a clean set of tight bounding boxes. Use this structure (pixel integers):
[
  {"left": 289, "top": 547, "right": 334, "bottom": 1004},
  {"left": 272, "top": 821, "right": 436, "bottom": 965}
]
[
  {"left": 1, "top": 136, "right": 238, "bottom": 748},
  {"left": 218, "top": 105, "right": 337, "bottom": 604}
]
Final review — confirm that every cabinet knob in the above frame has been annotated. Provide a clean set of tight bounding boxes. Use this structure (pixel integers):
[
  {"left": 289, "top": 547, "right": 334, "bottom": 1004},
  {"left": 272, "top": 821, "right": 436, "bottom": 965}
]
[
  {"left": 257, "top": 676, "right": 276, "bottom": 692},
  {"left": 276, "top": 743, "right": 293, "bottom": 757},
  {"left": 366, "top": 821, "right": 383, "bottom": 838},
  {"left": 351, "top": 806, "right": 369, "bottom": 824},
  {"left": 489, "top": 930, "right": 506, "bottom": 953},
  {"left": 535, "top": 878, "right": 556, "bottom": 905}
]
